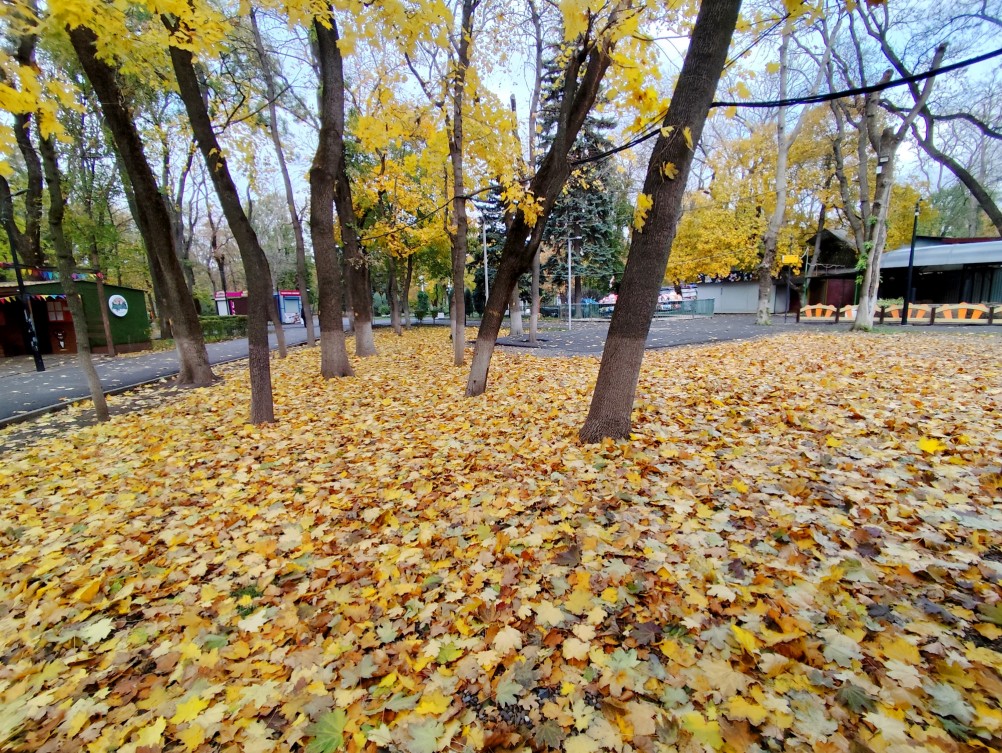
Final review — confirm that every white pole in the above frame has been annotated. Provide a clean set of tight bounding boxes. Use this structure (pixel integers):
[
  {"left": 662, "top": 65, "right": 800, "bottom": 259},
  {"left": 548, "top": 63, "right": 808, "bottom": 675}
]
[
  {"left": 483, "top": 220, "right": 489, "bottom": 303},
  {"left": 567, "top": 236, "right": 573, "bottom": 330}
]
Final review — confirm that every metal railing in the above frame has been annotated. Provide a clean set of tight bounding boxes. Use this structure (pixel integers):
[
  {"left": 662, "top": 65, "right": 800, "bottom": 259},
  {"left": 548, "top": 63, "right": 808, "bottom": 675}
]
[{"left": 540, "top": 298, "right": 715, "bottom": 319}]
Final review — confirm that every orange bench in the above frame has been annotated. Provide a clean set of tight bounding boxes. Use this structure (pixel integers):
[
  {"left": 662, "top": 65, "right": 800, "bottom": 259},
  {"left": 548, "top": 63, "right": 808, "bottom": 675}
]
[
  {"left": 799, "top": 304, "right": 836, "bottom": 321},
  {"left": 935, "top": 303, "right": 991, "bottom": 323}
]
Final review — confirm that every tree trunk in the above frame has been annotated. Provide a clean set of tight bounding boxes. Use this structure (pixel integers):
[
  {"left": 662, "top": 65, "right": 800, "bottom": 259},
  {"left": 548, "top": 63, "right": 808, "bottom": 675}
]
[
  {"left": 445, "top": 0, "right": 477, "bottom": 366},
  {"left": 315, "top": 17, "right": 375, "bottom": 357},
  {"left": 403, "top": 254, "right": 414, "bottom": 330},
  {"left": 94, "top": 275, "right": 116, "bottom": 356},
  {"left": 755, "top": 31, "right": 790, "bottom": 326},
  {"left": 250, "top": 9, "right": 317, "bottom": 347},
  {"left": 112, "top": 150, "right": 169, "bottom": 338},
  {"left": 69, "top": 25, "right": 214, "bottom": 386},
  {"left": 39, "top": 134, "right": 109, "bottom": 422},
  {"left": 527, "top": 0, "right": 543, "bottom": 346},
  {"left": 389, "top": 256, "right": 402, "bottom": 335},
  {"left": 0, "top": 176, "right": 30, "bottom": 266},
  {"left": 465, "top": 15, "right": 623, "bottom": 396},
  {"left": 756, "top": 26, "right": 833, "bottom": 325},
  {"left": 12, "top": 113, "right": 43, "bottom": 267},
  {"left": 167, "top": 36, "right": 275, "bottom": 423},
  {"left": 579, "top": 0, "right": 742, "bottom": 443},
  {"left": 509, "top": 287, "right": 523, "bottom": 336},
  {"left": 310, "top": 11, "right": 355, "bottom": 379},
  {"left": 803, "top": 201, "right": 826, "bottom": 304},
  {"left": 911, "top": 119, "right": 1002, "bottom": 235}
]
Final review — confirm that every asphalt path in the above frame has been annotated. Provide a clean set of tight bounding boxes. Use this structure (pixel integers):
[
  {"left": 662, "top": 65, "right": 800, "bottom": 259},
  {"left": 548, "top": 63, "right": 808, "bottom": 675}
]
[
  {"left": 3, "top": 313, "right": 993, "bottom": 425},
  {"left": 497, "top": 315, "right": 805, "bottom": 356},
  {"left": 0, "top": 322, "right": 321, "bottom": 425}
]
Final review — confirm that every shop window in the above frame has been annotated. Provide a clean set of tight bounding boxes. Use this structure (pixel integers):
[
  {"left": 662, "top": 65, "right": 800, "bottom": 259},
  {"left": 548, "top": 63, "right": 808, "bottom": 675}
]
[{"left": 47, "top": 300, "right": 68, "bottom": 322}]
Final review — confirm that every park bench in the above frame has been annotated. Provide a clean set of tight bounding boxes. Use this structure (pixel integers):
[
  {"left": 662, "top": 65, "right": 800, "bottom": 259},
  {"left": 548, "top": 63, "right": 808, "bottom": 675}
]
[
  {"left": 935, "top": 303, "right": 991, "bottom": 323},
  {"left": 798, "top": 304, "right": 836, "bottom": 321}
]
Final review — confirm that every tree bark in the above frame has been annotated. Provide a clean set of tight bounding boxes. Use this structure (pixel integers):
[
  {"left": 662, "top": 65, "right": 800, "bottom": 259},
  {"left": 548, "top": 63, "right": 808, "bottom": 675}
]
[
  {"left": 39, "top": 134, "right": 109, "bottom": 422},
  {"left": 756, "top": 31, "right": 790, "bottom": 326},
  {"left": 910, "top": 118, "right": 1002, "bottom": 236},
  {"left": 250, "top": 9, "right": 317, "bottom": 346},
  {"left": 167, "top": 34, "right": 275, "bottom": 423},
  {"left": 465, "top": 6, "right": 625, "bottom": 396},
  {"left": 445, "top": 0, "right": 478, "bottom": 366},
  {"left": 313, "top": 14, "right": 373, "bottom": 356},
  {"left": 389, "top": 256, "right": 402, "bottom": 335},
  {"left": 11, "top": 113, "right": 43, "bottom": 267},
  {"left": 579, "top": 0, "right": 742, "bottom": 443},
  {"left": 0, "top": 176, "right": 30, "bottom": 264},
  {"left": 403, "top": 254, "right": 414, "bottom": 330},
  {"left": 527, "top": 0, "right": 544, "bottom": 345},
  {"left": 849, "top": 43, "right": 947, "bottom": 330},
  {"left": 68, "top": 25, "right": 214, "bottom": 386},
  {"left": 311, "top": 11, "right": 355, "bottom": 379}
]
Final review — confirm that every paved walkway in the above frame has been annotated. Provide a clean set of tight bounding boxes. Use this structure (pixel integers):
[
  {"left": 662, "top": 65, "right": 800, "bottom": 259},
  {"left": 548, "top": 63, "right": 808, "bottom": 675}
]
[
  {"left": 496, "top": 315, "right": 805, "bottom": 356},
  {"left": 2, "top": 314, "right": 996, "bottom": 427}
]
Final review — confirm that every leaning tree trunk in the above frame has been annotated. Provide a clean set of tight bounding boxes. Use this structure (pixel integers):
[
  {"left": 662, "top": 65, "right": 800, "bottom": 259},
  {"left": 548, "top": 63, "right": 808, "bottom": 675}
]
[
  {"left": 39, "top": 134, "right": 109, "bottom": 422},
  {"left": 250, "top": 9, "right": 316, "bottom": 347},
  {"left": 167, "top": 37, "right": 275, "bottom": 424},
  {"left": 465, "top": 7, "right": 624, "bottom": 396},
  {"left": 580, "top": 0, "right": 742, "bottom": 443},
  {"left": 310, "top": 11, "right": 355, "bottom": 378},
  {"left": 69, "top": 25, "right": 214, "bottom": 386},
  {"left": 12, "top": 113, "right": 43, "bottom": 267}
]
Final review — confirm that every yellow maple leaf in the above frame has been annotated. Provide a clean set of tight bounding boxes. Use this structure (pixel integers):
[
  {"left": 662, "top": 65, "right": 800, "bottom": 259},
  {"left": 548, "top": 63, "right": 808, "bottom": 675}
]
[
  {"left": 918, "top": 436, "right": 947, "bottom": 454},
  {"left": 170, "top": 695, "right": 209, "bottom": 725},
  {"left": 415, "top": 691, "right": 451, "bottom": 715},
  {"left": 73, "top": 579, "right": 102, "bottom": 603},
  {"left": 634, "top": 193, "right": 653, "bottom": 231},
  {"left": 683, "top": 127, "right": 693, "bottom": 150},
  {"left": 725, "top": 696, "right": 769, "bottom": 725},
  {"left": 178, "top": 723, "right": 206, "bottom": 751},
  {"left": 681, "top": 711, "right": 723, "bottom": 750},
  {"left": 661, "top": 162, "right": 679, "bottom": 180},
  {"left": 731, "top": 624, "right": 760, "bottom": 654},
  {"left": 133, "top": 716, "right": 167, "bottom": 747},
  {"left": 882, "top": 636, "right": 921, "bottom": 665}
]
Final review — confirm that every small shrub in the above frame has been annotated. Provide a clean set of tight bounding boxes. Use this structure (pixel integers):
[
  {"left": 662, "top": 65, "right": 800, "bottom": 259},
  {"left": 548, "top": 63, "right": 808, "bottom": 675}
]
[
  {"left": 198, "top": 315, "right": 248, "bottom": 341},
  {"left": 414, "top": 291, "right": 430, "bottom": 323}
]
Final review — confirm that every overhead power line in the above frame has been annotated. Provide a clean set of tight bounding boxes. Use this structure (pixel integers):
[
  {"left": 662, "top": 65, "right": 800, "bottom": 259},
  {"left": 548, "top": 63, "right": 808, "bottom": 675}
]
[
  {"left": 711, "top": 45, "right": 1002, "bottom": 109},
  {"left": 360, "top": 44, "right": 1001, "bottom": 244}
]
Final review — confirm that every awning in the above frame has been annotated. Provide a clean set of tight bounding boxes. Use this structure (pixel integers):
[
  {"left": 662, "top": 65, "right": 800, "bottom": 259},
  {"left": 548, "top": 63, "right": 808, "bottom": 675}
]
[{"left": 881, "top": 239, "right": 1002, "bottom": 269}]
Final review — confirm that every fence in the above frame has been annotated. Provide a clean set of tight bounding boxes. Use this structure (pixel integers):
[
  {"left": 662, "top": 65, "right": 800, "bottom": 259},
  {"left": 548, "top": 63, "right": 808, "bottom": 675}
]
[
  {"left": 797, "top": 302, "right": 1001, "bottom": 325},
  {"left": 540, "top": 299, "right": 715, "bottom": 319}
]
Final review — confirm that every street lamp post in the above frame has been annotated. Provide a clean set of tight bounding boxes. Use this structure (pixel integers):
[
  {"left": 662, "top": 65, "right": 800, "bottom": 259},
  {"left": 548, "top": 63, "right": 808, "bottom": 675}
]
[
  {"left": 902, "top": 201, "right": 920, "bottom": 325},
  {"left": 567, "top": 236, "right": 581, "bottom": 330},
  {"left": 482, "top": 220, "right": 489, "bottom": 304}
]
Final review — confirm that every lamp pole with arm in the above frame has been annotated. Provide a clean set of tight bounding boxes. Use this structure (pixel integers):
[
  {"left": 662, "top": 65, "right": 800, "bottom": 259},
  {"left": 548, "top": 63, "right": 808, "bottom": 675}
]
[
  {"left": 567, "top": 236, "right": 581, "bottom": 330},
  {"left": 902, "top": 201, "right": 920, "bottom": 325}
]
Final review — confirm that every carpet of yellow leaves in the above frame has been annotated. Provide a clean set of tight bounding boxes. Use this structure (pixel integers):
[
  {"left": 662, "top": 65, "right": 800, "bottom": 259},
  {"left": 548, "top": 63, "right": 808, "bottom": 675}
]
[{"left": 1, "top": 329, "right": 1001, "bottom": 753}]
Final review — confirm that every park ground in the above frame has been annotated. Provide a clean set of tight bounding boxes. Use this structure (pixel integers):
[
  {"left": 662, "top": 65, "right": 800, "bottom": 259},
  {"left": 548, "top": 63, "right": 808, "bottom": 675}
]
[{"left": 1, "top": 328, "right": 1001, "bottom": 752}]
